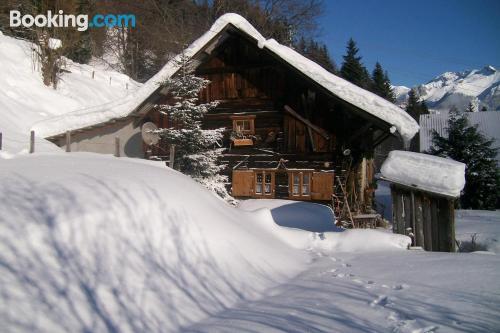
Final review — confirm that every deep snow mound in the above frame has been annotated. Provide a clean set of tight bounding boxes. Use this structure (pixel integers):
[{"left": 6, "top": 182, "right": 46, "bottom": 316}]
[
  {"left": 0, "top": 153, "right": 307, "bottom": 332},
  {"left": 239, "top": 199, "right": 411, "bottom": 253}
]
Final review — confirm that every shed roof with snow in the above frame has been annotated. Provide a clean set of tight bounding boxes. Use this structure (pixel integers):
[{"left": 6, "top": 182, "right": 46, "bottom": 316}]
[
  {"left": 380, "top": 150, "right": 465, "bottom": 198},
  {"left": 33, "top": 14, "right": 418, "bottom": 142}
]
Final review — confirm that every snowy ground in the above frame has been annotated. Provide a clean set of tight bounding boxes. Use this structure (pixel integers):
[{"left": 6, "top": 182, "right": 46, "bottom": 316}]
[
  {"left": 1, "top": 154, "right": 498, "bottom": 332},
  {"left": 456, "top": 210, "right": 500, "bottom": 253},
  {"left": 185, "top": 251, "right": 500, "bottom": 333},
  {"left": 0, "top": 153, "right": 309, "bottom": 332}
]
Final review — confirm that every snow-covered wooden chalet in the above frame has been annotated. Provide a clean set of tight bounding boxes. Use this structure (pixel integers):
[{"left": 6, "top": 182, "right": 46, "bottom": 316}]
[{"left": 34, "top": 14, "right": 418, "bottom": 205}]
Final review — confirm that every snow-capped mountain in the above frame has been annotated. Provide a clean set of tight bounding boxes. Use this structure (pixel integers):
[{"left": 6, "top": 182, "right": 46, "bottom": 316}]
[{"left": 393, "top": 65, "right": 500, "bottom": 112}]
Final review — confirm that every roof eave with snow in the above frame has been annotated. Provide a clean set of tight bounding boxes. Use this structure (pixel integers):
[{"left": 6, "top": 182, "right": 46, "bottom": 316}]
[{"left": 34, "top": 13, "right": 419, "bottom": 142}]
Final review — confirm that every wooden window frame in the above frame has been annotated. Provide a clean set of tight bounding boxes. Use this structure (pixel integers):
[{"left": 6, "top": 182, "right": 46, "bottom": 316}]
[
  {"left": 289, "top": 170, "right": 312, "bottom": 199},
  {"left": 231, "top": 115, "right": 256, "bottom": 135},
  {"left": 253, "top": 170, "right": 275, "bottom": 198}
]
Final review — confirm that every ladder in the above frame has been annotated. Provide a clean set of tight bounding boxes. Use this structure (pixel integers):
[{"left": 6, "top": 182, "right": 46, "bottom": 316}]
[{"left": 332, "top": 172, "right": 354, "bottom": 228}]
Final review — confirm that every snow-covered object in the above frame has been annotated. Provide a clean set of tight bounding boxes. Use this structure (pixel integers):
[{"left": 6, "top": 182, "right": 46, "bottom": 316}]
[
  {"left": 239, "top": 199, "right": 411, "bottom": 252},
  {"left": 0, "top": 153, "right": 308, "bottom": 332},
  {"left": 48, "top": 38, "right": 62, "bottom": 50},
  {"left": 33, "top": 13, "right": 419, "bottom": 142},
  {"left": 381, "top": 150, "right": 465, "bottom": 197},
  {"left": 393, "top": 65, "right": 500, "bottom": 112}
]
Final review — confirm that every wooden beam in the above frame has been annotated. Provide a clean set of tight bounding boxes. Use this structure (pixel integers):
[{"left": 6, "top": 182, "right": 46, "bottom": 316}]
[
  {"left": 373, "top": 132, "right": 392, "bottom": 148},
  {"left": 348, "top": 123, "right": 372, "bottom": 144},
  {"left": 283, "top": 105, "right": 330, "bottom": 140}
]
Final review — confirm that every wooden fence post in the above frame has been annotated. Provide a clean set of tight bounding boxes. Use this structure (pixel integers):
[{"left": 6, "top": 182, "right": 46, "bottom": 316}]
[
  {"left": 169, "top": 144, "right": 176, "bottom": 168},
  {"left": 114, "top": 137, "right": 120, "bottom": 157},
  {"left": 29, "top": 130, "right": 35, "bottom": 154},
  {"left": 66, "top": 131, "right": 71, "bottom": 152},
  {"left": 0, "top": 132, "right": 2, "bottom": 150}
]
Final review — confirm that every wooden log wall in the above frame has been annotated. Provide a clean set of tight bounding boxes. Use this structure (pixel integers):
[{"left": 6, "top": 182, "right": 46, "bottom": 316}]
[{"left": 391, "top": 184, "right": 456, "bottom": 252}]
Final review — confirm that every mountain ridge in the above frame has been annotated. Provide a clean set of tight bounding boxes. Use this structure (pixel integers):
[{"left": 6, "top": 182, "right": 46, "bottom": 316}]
[{"left": 393, "top": 65, "right": 500, "bottom": 112}]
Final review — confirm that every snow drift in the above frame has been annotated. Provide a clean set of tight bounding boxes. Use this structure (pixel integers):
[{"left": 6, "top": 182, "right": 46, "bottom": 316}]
[
  {"left": 381, "top": 150, "right": 466, "bottom": 197},
  {"left": 0, "top": 153, "right": 308, "bottom": 332}
]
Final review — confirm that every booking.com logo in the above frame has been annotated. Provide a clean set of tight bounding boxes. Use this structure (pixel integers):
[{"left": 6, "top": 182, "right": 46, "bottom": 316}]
[{"left": 10, "top": 10, "right": 136, "bottom": 32}]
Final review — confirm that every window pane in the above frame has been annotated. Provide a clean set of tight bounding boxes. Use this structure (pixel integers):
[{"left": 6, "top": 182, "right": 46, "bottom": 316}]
[
  {"left": 265, "top": 184, "right": 271, "bottom": 194},
  {"left": 243, "top": 120, "right": 250, "bottom": 131},
  {"left": 256, "top": 174, "right": 263, "bottom": 183},
  {"left": 256, "top": 184, "right": 262, "bottom": 194},
  {"left": 265, "top": 174, "right": 272, "bottom": 184},
  {"left": 294, "top": 174, "right": 300, "bottom": 184},
  {"left": 293, "top": 184, "right": 299, "bottom": 195},
  {"left": 303, "top": 174, "right": 310, "bottom": 183},
  {"left": 302, "top": 184, "right": 310, "bottom": 195}
]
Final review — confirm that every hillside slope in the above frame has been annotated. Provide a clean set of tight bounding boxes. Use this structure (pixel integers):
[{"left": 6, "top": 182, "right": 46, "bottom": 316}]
[{"left": 0, "top": 31, "right": 140, "bottom": 153}]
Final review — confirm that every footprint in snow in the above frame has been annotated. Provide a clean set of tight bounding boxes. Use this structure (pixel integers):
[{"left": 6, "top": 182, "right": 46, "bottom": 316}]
[
  {"left": 370, "top": 295, "right": 389, "bottom": 307},
  {"left": 393, "top": 284, "right": 410, "bottom": 291},
  {"left": 414, "top": 326, "right": 440, "bottom": 333},
  {"left": 363, "top": 280, "right": 375, "bottom": 288},
  {"left": 342, "top": 263, "right": 352, "bottom": 267}
]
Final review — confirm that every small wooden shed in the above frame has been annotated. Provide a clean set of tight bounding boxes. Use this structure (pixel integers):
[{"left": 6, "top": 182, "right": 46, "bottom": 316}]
[{"left": 380, "top": 151, "right": 466, "bottom": 252}]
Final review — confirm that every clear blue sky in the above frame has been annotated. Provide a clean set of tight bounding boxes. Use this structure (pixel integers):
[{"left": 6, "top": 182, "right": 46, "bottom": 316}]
[{"left": 317, "top": 0, "right": 500, "bottom": 87}]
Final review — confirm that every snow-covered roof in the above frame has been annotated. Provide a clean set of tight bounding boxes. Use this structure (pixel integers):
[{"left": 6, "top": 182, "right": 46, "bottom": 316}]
[
  {"left": 380, "top": 150, "right": 465, "bottom": 197},
  {"left": 34, "top": 13, "right": 419, "bottom": 142},
  {"left": 420, "top": 111, "right": 500, "bottom": 165}
]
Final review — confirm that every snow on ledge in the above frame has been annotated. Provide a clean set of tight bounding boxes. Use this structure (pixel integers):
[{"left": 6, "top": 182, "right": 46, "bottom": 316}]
[
  {"left": 380, "top": 150, "right": 465, "bottom": 197},
  {"left": 33, "top": 13, "right": 419, "bottom": 141}
]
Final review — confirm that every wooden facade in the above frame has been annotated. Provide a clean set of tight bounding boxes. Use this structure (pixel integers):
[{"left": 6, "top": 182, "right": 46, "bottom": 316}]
[
  {"left": 143, "top": 28, "right": 397, "bottom": 204},
  {"left": 391, "top": 184, "right": 456, "bottom": 252}
]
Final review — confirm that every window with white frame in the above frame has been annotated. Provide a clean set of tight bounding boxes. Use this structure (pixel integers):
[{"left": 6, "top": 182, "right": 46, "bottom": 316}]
[
  {"left": 254, "top": 170, "right": 273, "bottom": 196},
  {"left": 290, "top": 171, "right": 312, "bottom": 197}
]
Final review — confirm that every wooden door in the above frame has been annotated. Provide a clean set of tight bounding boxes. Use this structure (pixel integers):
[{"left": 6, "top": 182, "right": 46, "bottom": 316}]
[
  {"left": 232, "top": 170, "right": 254, "bottom": 197},
  {"left": 311, "top": 172, "right": 334, "bottom": 200}
]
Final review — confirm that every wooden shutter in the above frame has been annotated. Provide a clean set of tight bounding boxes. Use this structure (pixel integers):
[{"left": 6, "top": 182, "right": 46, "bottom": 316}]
[
  {"left": 232, "top": 170, "right": 254, "bottom": 197},
  {"left": 311, "top": 172, "right": 334, "bottom": 200}
]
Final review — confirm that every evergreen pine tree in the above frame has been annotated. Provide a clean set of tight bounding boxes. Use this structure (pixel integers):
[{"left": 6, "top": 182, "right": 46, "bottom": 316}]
[
  {"left": 371, "top": 62, "right": 395, "bottom": 102},
  {"left": 340, "top": 38, "right": 371, "bottom": 89},
  {"left": 406, "top": 88, "right": 429, "bottom": 122},
  {"left": 465, "top": 102, "right": 475, "bottom": 112},
  {"left": 429, "top": 107, "right": 499, "bottom": 209},
  {"left": 419, "top": 99, "right": 429, "bottom": 115},
  {"left": 294, "top": 38, "right": 336, "bottom": 73},
  {"left": 156, "top": 54, "right": 231, "bottom": 201}
]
